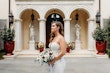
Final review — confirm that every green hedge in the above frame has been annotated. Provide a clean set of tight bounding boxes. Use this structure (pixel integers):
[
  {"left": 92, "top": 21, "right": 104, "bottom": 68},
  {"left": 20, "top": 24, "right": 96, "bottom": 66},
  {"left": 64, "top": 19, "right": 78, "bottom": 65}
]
[
  {"left": 0, "top": 49, "right": 5, "bottom": 60},
  {"left": 106, "top": 23, "right": 110, "bottom": 58}
]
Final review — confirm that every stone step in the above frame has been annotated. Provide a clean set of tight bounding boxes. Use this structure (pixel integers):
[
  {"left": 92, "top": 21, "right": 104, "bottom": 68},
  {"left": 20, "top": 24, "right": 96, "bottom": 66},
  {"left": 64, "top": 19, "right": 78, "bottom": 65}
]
[
  {"left": 15, "top": 50, "right": 95, "bottom": 57},
  {"left": 65, "top": 50, "right": 95, "bottom": 57},
  {"left": 3, "top": 50, "right": 108, "bottom": 58}
]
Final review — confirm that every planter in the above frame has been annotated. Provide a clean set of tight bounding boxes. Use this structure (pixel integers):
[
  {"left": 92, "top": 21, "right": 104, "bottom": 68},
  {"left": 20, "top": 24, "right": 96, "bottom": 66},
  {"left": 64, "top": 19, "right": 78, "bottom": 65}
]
[
  {"left": 66, "top": 48, "right": 70, "bottom": 53},
  {"left": 39, "top": 48, "right": 44, "bottom": 52},
  {"left": 96, "top": 41, "right": 106, "bottom": 55},
  {"left": 4, "top": 41, "right": 15, "bottom": 55}
]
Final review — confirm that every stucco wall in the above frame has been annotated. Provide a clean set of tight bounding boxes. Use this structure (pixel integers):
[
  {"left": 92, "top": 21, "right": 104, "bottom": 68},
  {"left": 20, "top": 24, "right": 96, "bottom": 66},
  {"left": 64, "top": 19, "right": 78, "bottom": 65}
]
[{"left": 0, "top": 0, "right": 8, "bottom": 19}]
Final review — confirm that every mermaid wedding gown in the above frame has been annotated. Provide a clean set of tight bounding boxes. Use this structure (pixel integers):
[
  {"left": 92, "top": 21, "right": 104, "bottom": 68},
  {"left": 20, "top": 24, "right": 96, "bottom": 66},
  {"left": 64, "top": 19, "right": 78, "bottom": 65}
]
[
  {"left": 48, "top": 42, "right": 66, "bottom": 73},
  {"left": 37, "top": 42, "right": 66, "bottom": 73}
]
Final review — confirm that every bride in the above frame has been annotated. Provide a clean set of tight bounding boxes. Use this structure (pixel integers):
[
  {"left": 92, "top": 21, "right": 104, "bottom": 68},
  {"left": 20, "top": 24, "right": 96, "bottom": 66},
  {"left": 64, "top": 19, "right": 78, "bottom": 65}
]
[{"left": 48, "top": 21, "right": 67, "bottom": 73}]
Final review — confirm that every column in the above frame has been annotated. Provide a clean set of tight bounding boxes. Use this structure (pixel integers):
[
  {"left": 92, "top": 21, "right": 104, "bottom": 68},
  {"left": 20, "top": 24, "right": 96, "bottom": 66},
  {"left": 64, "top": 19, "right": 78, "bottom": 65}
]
[
  {"left": 38, "top": 19, "right": 46, "bottom": 47},
  {"left": 87, "top": 19, "right": 96, "bottom": 51},
  {"left": 64, "top": 19, "right": 71, "bottom": 42},
  {"left": 14, "top": 19, "right": 22, "bottom": 51}
]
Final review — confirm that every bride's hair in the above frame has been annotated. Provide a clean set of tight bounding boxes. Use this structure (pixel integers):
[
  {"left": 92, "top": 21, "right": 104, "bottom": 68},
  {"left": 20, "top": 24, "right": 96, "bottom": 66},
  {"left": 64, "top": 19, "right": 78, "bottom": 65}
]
[{"left": 49, "top": 21, "right": 64, "bottom": 42}]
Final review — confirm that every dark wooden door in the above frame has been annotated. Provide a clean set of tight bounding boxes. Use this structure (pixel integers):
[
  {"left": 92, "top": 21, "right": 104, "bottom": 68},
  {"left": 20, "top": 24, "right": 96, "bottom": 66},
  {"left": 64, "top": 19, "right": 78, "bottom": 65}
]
[{"left": 46, "top": 13, "right": 64, "bottom": 48}]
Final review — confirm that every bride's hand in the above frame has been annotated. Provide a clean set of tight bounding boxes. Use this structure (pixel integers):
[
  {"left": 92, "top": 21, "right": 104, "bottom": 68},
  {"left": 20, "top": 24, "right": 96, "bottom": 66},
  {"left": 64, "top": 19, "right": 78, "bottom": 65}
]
[{"left": 48, "top": 57, "right": 56, "bottom": 65}]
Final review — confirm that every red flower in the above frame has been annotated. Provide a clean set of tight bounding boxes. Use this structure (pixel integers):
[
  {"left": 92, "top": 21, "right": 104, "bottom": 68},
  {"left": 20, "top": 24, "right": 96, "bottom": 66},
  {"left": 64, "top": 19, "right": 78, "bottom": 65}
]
[
  {"left": 42, "top": 56, "right": 45, "bottom": 59},
  {"left": 49, "top": 52, "right": 53, "bottom": 55}
]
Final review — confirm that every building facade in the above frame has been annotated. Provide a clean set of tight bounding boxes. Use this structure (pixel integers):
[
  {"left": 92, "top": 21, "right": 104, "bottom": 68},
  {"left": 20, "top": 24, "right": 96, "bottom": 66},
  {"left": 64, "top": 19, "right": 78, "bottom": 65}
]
[{"left": 0, "top": 0, "right": 110, "bottom": 56}]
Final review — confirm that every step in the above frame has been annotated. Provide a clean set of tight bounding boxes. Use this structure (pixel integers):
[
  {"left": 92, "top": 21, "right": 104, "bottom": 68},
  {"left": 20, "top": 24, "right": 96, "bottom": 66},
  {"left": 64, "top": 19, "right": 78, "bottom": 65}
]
[{"left": 3, "top": 50, "right": 108, "bottom": 58}]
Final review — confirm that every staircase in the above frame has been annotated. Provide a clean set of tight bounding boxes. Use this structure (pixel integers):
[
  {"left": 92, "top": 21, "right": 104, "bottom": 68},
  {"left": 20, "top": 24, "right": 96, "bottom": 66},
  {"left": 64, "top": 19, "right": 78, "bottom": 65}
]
[
  {"left": 14, "top": 49, "right": 95, "bottom": 58},
  {"left": 3, "top": 49, "right": 108, "bottom": 58}
]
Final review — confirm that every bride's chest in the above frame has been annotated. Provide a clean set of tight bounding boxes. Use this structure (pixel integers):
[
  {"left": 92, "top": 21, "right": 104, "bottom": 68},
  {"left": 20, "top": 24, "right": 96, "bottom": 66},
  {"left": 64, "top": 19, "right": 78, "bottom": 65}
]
[{"left": 49, "top": 42, "right": 60, "bottom": 51}]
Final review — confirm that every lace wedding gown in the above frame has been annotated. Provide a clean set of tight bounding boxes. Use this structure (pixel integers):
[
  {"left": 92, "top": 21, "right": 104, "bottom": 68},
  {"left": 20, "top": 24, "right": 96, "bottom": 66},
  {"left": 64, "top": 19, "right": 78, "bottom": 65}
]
[
  {"left": 37, "top": 42, "right": 66, "bottom": 73},
  {"left": 48, "top": 42, "right": 66, "bottom": 73}
]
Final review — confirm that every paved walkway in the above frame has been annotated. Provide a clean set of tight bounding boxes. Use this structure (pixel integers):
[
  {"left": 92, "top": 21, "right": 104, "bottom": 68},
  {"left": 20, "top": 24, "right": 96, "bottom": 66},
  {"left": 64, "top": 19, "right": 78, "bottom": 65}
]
[{"left": 0, "top": 57, "right": 110, "bottom": 73}]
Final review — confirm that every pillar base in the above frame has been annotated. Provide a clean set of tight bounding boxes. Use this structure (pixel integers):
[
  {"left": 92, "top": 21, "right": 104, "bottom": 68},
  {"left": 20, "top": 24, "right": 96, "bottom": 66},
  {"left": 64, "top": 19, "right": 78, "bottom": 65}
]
[
  {"left": 75, "top": 40, "right": 81, "bottom": 50},
  {"left": 29, "top": 41, "right": 35, "bottom": 51}
]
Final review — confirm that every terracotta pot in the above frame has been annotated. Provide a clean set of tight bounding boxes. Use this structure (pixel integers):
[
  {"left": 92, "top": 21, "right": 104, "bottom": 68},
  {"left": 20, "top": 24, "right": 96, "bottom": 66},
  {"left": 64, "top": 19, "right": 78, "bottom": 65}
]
[
  {"left": 96, "top": 41, "right": 106, "bottom": 55},
  {"left": 66, "top": 48, "right": 70, "bottom": 53},
  {"left": 39, "top": 48, "right": 44, "bottom": 52},
  {"left": 4, "top": 41, "right": 15, "bottom": 55}
]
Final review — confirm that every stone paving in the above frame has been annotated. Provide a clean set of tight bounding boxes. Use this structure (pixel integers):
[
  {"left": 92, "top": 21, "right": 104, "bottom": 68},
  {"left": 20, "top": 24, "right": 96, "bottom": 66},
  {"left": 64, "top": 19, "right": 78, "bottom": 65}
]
[{"left": 0, "top": 57, "right": 110, "bottom": 73}]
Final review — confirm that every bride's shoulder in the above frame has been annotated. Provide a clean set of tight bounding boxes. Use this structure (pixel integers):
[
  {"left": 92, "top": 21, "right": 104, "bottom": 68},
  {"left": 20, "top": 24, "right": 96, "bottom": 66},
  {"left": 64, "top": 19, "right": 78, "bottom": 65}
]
[{"left": 58, "top": 35, "right": 65, "bottom": 41}]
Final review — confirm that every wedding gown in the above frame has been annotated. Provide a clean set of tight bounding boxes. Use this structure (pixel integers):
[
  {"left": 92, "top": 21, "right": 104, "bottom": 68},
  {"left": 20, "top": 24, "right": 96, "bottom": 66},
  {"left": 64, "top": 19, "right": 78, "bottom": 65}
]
[
  {"left": 36, "top": 42, "right": 66, "bottom": 73},
  {"left": 48, "top": 42, "right": 66, "bottom": 73}
]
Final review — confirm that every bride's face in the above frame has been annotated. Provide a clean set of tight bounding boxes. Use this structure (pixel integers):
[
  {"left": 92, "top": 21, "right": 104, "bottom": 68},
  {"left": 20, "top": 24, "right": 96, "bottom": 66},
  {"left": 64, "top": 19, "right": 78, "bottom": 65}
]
[{"left": 51, "top": 23, "right": 59, "bottom": 33}]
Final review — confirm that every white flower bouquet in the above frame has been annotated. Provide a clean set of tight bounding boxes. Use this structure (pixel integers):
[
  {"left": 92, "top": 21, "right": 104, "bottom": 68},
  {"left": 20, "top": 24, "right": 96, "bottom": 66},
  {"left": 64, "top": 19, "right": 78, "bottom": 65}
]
[{"left": 35, "top": 48, "right": 54, "bottom": 65}]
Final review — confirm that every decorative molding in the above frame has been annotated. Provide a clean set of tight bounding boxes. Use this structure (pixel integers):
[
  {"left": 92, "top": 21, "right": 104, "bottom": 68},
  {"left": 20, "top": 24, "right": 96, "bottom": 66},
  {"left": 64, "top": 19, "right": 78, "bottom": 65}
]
[
  {"left": 87, "top": 18, "right": 95, "bottom": 21},
  {"left": 15, "top": 19, "right": 22, "bottom": 22},
  {"left": 16, "top": 0, "right": 94, "bottom": 1},
  {"left": 63, "top": 18, "right": 71, "bottom": 21},
  {"left": 16, "top": 1, "right": 94, "bottom": 6},
  {"left": 38, "top": 18, "right": 46, "bottom": 21}
]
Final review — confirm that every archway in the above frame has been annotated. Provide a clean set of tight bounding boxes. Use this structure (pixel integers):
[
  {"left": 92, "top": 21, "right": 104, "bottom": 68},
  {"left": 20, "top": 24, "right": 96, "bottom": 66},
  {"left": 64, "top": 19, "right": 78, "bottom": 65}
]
[
  {"left": 20, "top": 9, "right": 40, "bottom": 50},
  {"left": 45, "top": 9, "right": 64, "bottom": 48},
  {"left": 70, "top": 8, "right": 89, "bottom": 49}
]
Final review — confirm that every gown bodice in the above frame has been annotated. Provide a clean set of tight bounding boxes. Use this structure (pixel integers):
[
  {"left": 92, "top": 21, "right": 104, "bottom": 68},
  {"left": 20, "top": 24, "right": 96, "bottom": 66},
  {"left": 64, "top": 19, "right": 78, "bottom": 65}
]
[{"left": 49, "top": 42, "right": 60, "bottom": 57}]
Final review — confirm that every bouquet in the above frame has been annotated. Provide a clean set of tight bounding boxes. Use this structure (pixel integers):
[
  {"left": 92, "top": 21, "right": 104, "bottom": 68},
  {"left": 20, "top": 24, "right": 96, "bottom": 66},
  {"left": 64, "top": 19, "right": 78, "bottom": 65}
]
[{"left": 35, "top": 48, "right": 54, "bottom": 65}]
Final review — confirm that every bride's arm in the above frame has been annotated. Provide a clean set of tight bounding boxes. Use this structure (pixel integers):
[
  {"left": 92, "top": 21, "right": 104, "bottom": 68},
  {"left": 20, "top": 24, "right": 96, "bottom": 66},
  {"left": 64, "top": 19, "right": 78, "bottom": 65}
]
[
  {"left": 55, "top": 37, "right": 67, "bottom": 60},
  {"left": 49, "top": 37, "right": 67, "bottom": 64}
]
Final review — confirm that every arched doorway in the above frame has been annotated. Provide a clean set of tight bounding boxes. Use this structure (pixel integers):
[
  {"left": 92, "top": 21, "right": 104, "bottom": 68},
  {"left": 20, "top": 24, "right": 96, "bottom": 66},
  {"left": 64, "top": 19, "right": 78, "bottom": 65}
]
[
  {"left": 20, "top": 9, "right": 40, "bottom": 50},
  {"left": 70, "top": 8, "right": 89, "bottom": 49},
  {"left": 46, "top": 13, "right": 64, "bottom": 48}
]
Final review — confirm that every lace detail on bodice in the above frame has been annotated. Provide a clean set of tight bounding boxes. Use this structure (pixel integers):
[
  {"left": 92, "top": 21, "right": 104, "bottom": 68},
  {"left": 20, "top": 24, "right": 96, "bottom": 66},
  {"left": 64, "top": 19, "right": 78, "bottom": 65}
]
[{"left": 49, "top": 42, "right": 60, "bottom": 56}]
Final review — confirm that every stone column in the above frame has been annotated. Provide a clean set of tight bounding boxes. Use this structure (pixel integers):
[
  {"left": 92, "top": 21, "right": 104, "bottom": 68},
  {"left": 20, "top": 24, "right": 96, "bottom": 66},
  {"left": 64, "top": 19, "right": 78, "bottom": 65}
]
[
  {"left": 64, "top": 19, "right": 71, "bottom": 42},
  {"left": 38, "top": 19, "right": 46, "bottom": 47},
  {"left": 87, "top": 19, "right": 96, "bottom": 51},
  {"left": 14, "top": 19, "right": 22, "bottom": 51}
]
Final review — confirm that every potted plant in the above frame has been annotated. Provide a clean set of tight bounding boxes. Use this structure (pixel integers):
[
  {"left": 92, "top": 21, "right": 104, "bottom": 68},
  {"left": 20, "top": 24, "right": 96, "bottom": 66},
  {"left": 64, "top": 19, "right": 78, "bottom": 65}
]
[
  {"left": 0, "top": 49, "right": 5, "bottom": 60},
  {"left": 66, "top": 42, "right": 74, "bottom": 53},
  {"left": 0, "top": 27, "right": 15, "bottom": 55},
  {"left": 38, "top": 41, "right": 44, "bottom": 52},
  {"left": 92, "top": 27, "right": 107, "bottom": 55}
]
